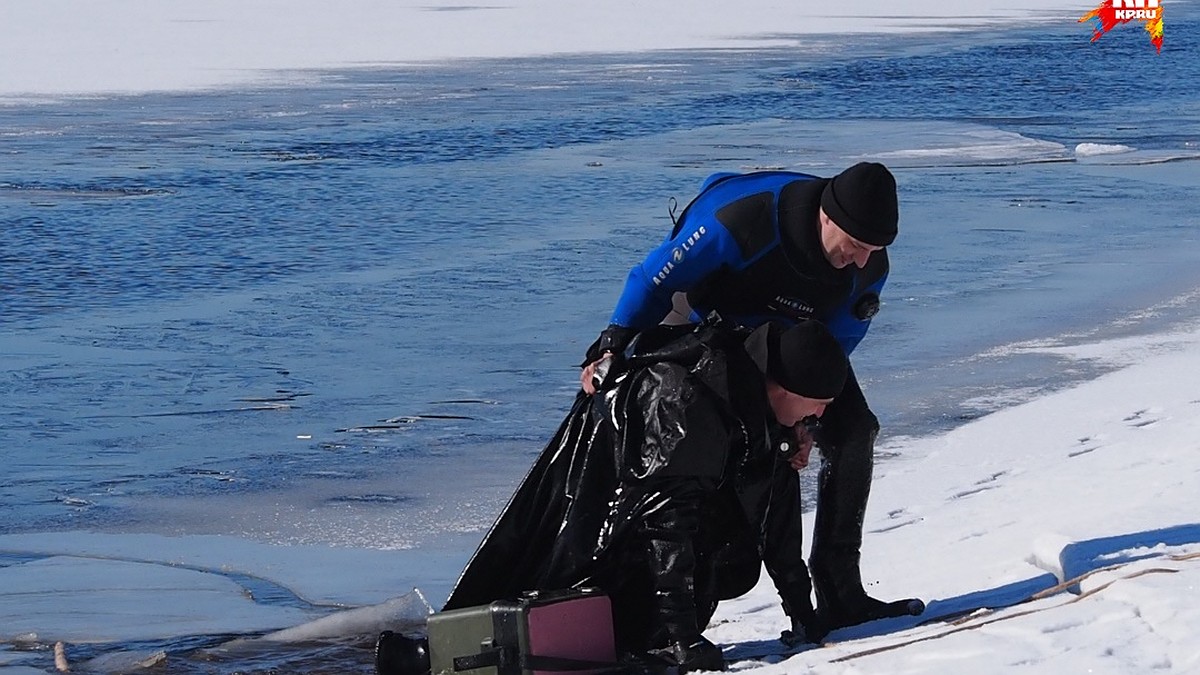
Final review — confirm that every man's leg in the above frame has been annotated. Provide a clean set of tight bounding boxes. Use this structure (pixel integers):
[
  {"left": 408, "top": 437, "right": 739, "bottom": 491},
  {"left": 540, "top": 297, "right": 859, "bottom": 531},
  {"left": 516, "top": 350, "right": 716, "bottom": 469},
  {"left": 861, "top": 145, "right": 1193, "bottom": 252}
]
[
  {"left": 638, "top": 479, "right": 727, "bottom": 673},
  {"left": 810, "top": 365, "right": 922, "bottom": 628}
]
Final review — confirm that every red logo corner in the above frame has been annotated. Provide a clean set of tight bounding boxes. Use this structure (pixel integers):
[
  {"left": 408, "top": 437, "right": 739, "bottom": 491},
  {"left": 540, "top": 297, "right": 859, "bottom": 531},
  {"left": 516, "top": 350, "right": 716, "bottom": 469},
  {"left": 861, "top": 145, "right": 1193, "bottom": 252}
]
[{"left": 1080, "top": 0, "right": 1164, "bottom": 53}]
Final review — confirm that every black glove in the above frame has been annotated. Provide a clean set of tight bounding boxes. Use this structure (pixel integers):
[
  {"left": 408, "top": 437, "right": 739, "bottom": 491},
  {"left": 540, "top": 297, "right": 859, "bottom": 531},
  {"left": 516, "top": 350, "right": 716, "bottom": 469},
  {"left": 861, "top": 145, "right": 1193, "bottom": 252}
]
[
  {"left": 647, "top": 636, "right": 727, "bottom": 674},
  {"left": 777, "top": 571, "right": 829, "bottom": 647},
  {"left": 581, "top": 324, "right": 638, "bottom": 366},
  {"left": 780, "top": 612, "right": 829, "bottom": 647}
]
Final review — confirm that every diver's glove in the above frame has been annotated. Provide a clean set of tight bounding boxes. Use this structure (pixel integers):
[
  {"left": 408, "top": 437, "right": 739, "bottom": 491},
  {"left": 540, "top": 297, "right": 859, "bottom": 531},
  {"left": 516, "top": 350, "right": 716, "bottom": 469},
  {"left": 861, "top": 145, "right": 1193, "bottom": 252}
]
[
  {"left": 780, "top": 611, "right": 830, "bottom": 647},
  {"left": 647, "top": 636, "right": 727, "bottom": 674},
  {"left": 581, "top": 323, "right": 638, "bottom": 366}
]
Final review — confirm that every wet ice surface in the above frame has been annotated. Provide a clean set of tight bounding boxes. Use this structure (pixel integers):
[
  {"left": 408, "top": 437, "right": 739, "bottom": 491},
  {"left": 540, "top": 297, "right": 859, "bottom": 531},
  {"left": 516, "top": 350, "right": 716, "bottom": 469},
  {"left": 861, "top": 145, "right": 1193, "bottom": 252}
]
[
  {"left": 0, "top": 533, "right": 439, "bottom": 672},
  {"left": 1, "top": 554, "right": 314, "bottom": 642},
  {"left": 2, "top": 11, "right": 1200, "bottom": 673}
]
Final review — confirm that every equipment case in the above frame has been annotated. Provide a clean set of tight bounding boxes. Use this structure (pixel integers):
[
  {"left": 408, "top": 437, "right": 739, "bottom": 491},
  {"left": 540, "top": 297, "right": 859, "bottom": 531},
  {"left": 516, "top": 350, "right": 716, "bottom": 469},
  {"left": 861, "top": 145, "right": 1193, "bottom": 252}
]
[{"left": 427, "top": 589, "right": 617, "bottom": 675}]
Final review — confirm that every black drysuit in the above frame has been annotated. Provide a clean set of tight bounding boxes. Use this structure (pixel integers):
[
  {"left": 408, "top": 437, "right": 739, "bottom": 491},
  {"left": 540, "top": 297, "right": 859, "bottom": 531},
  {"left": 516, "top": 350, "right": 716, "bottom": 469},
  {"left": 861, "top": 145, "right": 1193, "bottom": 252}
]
[{"left": 443, "top": 326, "right": 816, "bottom": 653}]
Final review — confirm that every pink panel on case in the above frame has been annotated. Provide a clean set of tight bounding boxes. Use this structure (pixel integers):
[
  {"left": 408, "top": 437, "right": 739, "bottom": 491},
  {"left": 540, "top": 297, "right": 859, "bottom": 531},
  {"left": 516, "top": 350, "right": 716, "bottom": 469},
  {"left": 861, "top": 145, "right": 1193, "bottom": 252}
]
[{"left": 525, "top": 595, "right": 617, "bottom": 675}]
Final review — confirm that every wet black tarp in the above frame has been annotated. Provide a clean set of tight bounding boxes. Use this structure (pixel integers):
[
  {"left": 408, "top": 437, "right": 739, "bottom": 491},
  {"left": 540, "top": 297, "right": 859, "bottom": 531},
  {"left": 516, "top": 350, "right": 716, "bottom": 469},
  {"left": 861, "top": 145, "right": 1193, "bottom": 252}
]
[{"left": 443, "top": 326, "right": 803, "bottom": 622}]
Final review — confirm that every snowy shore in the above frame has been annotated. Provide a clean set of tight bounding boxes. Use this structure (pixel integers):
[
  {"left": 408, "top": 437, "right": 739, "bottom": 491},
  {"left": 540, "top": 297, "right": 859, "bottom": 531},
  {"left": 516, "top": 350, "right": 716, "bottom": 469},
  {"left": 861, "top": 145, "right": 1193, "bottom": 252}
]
[{"left": 711, "top": 324, "right": 1200, "bottom": 673}]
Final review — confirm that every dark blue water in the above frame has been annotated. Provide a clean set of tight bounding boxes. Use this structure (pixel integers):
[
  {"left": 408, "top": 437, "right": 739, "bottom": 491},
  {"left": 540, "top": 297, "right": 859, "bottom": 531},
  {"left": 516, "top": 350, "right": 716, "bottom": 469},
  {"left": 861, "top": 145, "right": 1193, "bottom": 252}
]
[{"left": 2, "top": 7, "right": 1199, "bottom": 672}]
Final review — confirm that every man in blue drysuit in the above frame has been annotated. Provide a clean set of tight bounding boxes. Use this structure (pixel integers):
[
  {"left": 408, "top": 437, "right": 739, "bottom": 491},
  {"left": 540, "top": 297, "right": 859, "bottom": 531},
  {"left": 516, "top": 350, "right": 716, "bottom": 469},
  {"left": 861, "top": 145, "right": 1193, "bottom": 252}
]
[{"left": 580, "top": 161, "right": 923, "bottom": 642}]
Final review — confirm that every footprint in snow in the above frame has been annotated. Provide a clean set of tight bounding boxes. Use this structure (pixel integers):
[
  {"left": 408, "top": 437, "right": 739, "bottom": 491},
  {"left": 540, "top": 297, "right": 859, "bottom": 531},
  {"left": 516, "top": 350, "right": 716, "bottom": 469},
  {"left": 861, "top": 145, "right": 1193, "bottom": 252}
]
[{"left": 1123, "top": 409, "right": 1162, "bottom": 428}]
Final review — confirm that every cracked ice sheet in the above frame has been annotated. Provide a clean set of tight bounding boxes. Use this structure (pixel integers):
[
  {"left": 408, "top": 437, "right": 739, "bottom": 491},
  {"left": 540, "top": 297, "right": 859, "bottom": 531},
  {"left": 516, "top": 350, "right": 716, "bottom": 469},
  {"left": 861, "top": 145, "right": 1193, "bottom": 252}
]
[
  {"left": 0, "top": 531, "right": 450, "bottom": 608},
  {"left": 0, "top": 531, "right": 453, "bottom": 648},
  {"left": 0, "top": 556, "right": 314, "bottom": 644}
]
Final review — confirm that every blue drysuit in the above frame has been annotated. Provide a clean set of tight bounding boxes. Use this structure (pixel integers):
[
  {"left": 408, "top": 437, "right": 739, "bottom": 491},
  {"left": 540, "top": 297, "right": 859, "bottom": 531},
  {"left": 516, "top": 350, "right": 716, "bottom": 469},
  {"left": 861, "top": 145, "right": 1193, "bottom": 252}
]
[{"left": 609, "top": 171, "right": 887, "bottom": 355}]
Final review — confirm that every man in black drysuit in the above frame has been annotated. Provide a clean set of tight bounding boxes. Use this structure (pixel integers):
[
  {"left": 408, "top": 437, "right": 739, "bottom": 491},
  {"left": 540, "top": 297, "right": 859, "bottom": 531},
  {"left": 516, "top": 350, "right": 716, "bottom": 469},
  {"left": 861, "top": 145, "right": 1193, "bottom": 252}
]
[
  {"left": 578, "top": 163, "right": 922, "bottom": 640},
  {"left": 443, "top": 320, "right": 856, "bottom": 673}
]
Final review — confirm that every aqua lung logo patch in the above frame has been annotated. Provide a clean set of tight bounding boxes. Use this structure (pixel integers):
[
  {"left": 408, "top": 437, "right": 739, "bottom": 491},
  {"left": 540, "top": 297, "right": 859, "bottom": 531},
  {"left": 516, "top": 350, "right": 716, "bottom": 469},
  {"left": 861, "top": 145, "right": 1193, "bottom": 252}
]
[
  {"left": 653, "top": 226, "right": 707, "bottom": 286},
  {"left": 769, "top": 295, "right": 816, "bottom": 320}
]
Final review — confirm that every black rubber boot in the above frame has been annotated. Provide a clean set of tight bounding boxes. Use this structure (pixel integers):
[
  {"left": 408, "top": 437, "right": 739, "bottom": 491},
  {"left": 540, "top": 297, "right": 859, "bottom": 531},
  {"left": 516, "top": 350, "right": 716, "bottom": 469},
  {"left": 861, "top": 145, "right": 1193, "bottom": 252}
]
[
  {"left": 810, "top": 426, "right": 924, "bottom": 629},
  {"left": 639, "top": 485, "right": 727, "bottom": 673},
  {"left": 809, "top": 390, "right": 876, "bottom": 619}
]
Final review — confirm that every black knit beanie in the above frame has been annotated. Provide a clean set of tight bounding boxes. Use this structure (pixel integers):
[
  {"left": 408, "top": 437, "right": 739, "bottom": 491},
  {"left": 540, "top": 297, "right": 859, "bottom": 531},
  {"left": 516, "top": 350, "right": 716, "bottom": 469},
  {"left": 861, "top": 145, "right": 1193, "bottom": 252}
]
[
  {"left": 744, "top": 321, "right": 848, "bottom": 399},
  {"left": 820, "top": 162, "right": 899, "bottom": 247}
]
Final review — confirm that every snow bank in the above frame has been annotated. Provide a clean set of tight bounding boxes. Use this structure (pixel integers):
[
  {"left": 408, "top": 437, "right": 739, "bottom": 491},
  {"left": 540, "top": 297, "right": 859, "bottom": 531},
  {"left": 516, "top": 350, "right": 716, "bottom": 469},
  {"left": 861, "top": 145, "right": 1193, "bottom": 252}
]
[
  {"left": 2, "top": 0, "right": 1094, "bottom": 98},
  {"left": 708, "top": 321, "right": 1200, "bottom": 672}
]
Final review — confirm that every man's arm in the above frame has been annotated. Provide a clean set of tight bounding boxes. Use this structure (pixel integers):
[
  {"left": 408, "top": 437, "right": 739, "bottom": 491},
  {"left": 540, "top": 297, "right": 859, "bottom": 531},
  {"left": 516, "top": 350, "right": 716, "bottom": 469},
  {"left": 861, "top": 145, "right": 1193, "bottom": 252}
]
[
  {"left": 609, "top": 216, "right": 746, "bottom": 330},
  {"left": 580, "top": 216, "right": 746, "bottom": 392},
  {"left": 761, "top": 462, "right": 827, "bottom": 642}
]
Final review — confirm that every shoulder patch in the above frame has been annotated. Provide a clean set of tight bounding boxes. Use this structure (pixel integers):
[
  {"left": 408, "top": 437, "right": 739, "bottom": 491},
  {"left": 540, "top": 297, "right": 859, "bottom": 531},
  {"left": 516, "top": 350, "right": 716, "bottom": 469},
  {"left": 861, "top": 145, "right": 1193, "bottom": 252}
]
[{"left": 715, "top": 191, "right": 777, "bottom": 261}]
